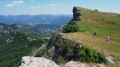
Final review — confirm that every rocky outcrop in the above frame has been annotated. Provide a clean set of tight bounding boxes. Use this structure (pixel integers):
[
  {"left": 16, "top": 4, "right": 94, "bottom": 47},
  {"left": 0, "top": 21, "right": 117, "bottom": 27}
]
[
  {"left": 19, "top": 56, "right": 59, "bottom": 67},
  {"left": 65, "top": 61, "right": 89, "bottom": 67},
  {"left": 65, "top": 61, "right": 106, "bottom": 67},
  {"left": 44, "top": 31, "right": 83, "bottom": 63},
  {"left": 73, "top": 7, "right": 82, "bottom": 20},
  {"left": 106, "top": 56, "right": 115, "bottom": 64}
]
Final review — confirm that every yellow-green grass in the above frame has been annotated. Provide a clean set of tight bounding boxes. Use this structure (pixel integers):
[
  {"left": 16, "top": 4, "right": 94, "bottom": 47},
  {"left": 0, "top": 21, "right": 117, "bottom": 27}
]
[{"left": 63, "top": 7, "right": 120, "bottom": 66}]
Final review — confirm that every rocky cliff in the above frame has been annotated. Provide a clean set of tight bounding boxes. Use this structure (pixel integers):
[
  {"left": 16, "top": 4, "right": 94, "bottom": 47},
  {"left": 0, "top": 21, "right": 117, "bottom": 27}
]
[
  {"left": 42, "top": 8, "right": 82, "bottom": 60},
  {"left": 44, "top": 7, "right": 107, "bottom": 64},
  {"left": 44, "top": 32, "right": 79, "bottom": 61},
  {"left": 73, "top": 7, "right": 82, "bottom": 20}
]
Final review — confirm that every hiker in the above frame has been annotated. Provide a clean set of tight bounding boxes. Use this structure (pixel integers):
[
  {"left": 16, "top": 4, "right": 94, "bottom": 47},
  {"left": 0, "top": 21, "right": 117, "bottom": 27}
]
[
  {"left": 94, "top": 31, "right": 96, "bottom": 35},
  {"left": 106, "top": 35, "right": 110, "bottom": 42}
]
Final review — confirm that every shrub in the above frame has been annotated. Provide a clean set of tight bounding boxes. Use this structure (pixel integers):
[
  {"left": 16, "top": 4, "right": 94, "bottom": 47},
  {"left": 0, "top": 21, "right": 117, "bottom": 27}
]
[
  {"left": 63, "top": 21, "right": 78, "bottom": 33},
  {"left": 118, "top": 14, "right": 120, "bottom": 17},
  {"left": 95, "top": 9, "right": 98, "bottom": 11},
  {"left": 76, "top": 12, "right": 82, "bottom": 21},
  {"left": 76, "top": 17, "right": 82, "bottom": 21},
  {"left": 78, "top": 47, "right": 107, "bottom": 63},
  {"left": 57, "top": 56, "right": 66, "bottom": 65},
  {"left": 76, "top": 12, "right": 81, "bottom": 17}
]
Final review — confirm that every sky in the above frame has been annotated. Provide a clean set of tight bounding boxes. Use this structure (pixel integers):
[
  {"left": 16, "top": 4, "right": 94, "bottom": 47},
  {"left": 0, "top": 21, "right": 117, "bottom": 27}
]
[{"left": 0, "top": 0, "right": 120, "bottom": 15}]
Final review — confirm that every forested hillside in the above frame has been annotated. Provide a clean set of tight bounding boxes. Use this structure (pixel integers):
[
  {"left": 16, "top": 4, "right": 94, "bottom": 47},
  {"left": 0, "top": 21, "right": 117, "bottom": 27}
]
[{"left": 0, "top": 31, "right": 49, "bottom": 67}]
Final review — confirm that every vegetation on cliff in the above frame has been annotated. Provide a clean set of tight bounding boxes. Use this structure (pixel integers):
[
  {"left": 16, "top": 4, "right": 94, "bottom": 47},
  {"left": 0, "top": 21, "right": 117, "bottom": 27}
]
[
  {"left": 63, "top": 21, "right": 78, "bottom": 33},
  {"left": 45, "top": 31, "right": 107, "bottom": 65},
  {"left": 78, "top": 47, "right": 107, "bottom": 63}
]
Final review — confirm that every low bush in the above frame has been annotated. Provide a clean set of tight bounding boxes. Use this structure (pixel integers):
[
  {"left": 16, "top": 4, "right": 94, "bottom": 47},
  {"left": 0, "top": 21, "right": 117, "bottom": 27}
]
[
  {"left": 118, "top": 14, "right": 120, "bottom": 17},
  {"left": 78, "top": 47, "right": 107, "bottom": 63},
  {"left": 57, "top": 56, "right": 67, "bottom": 65},
  {"left": 95, "top": 9, "right": 98, "bottom": 11},
  {"left": 76, "top": 18, "right": 82, "bottom": 21},
  {"left": 63, "top": 21, "right": 78, "bottom": 33}
]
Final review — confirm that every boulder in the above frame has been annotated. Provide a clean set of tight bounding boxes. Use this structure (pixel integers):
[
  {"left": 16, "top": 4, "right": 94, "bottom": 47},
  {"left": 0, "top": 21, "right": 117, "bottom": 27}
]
[
  {"left": 106, "top": 56, "right": 115, "bottom": 64},
  {"left": 19, "top": 56, "right": 59, "bottom": 67},
  {"left": 65, "top": 61, "right": 88, "bottom": 67}
]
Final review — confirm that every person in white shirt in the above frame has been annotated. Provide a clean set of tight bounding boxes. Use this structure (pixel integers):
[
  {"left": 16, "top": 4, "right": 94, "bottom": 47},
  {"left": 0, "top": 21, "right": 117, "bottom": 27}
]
[{"left": 106, "top": 35, "right": 110, "bottom": 42}]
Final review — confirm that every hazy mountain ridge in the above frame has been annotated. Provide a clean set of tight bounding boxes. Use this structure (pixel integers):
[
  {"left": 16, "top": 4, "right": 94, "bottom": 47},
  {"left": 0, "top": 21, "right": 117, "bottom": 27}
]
[{"left": 0, "top": 15, "right": 72, "bottom": 26}]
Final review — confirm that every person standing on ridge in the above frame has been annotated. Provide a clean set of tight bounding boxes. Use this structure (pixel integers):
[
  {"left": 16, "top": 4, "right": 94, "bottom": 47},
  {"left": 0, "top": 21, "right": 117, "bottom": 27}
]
[
  {"left": 106, "top": 35, "right": 110, "bottom": 42},
  {"left": 94, "top": 31, "right": 96, "bottom": 35}
]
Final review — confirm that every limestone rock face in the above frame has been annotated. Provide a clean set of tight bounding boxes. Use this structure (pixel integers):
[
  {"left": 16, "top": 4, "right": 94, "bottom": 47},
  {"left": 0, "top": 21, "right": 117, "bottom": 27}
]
[
  {"left": 45, "top": 32, "right": 76, "bottom": 61},
  {"left": 73, "top": 7, "right": 82, "bottom": 20},
  {"left": 19, "top": 56, "right": 59, "bottom": 67}
]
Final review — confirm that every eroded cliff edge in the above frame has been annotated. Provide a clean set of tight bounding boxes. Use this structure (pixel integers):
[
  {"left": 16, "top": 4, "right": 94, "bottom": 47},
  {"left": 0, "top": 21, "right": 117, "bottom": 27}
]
[{"left": 43, "top": 7, "right": 107, "bottom": 64}]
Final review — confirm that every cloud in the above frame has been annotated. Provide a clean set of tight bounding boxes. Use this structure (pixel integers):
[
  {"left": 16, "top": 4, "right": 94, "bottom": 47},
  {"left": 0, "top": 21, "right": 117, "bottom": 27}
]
[
  {"left": 6, "top": 1, "right": 24, "bottom": 7},
  {"left": 31, "top": 0, "right": 34, "bottom": 3},
  {"left": 6, "top": 4, "right": 14, "bottom": 7},
  {"left": 12, "top": 1, "right": 24, "bottom": 5},
  {"left": 31, "top": 6, "right": 41, "bottom": 9},
  {"left": 49, "top": 4, "right": 56, "bottom": 7}
]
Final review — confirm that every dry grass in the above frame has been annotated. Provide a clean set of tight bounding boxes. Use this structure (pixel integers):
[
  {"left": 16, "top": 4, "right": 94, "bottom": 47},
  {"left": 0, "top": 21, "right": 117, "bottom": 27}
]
[
  {"left": 63, "top": 32, "right": 120, "bottom": 67},
  {"left": 63, "top": 32, "right": 120, "bottom": 56}
]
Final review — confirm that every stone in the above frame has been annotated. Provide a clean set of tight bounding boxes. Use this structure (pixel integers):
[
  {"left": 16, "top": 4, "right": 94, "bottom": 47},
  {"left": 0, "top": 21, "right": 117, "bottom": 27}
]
[
  {"left": 106, "top": 56, "right": 115, "bottom": 64},
  {"left": 65, "top": 61, "right": 88, "bottom": 67},
  {"left": 19, "top": 56, "right": 59, "bottom": 67},
  {"left": 65, "top": 61, "right": 106, "bottom": 67}
]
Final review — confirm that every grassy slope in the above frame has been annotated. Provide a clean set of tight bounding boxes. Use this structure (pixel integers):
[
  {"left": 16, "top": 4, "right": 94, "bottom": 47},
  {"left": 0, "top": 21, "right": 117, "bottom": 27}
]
[{"left": 64, "top": 7, "right": 120, "bottom": 66}]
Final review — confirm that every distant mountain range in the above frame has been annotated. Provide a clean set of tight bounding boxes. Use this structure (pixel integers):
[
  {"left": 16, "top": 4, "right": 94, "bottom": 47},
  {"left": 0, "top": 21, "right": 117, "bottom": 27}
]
[
  {"left": 0, "top": 23, "right": 61, "bottom": 36},
  {"left": 0, "top": 15, "right": 72, "bottom": 36},
  {"left": 0, "top": 15, "right": 72, "bottom": 26}
]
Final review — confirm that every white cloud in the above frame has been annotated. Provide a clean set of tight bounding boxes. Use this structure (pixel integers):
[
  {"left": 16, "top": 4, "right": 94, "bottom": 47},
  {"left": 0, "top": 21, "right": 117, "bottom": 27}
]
[
  {"left": 31, "top": 0, "right": 34, "bottom": 3},
  {"left": 6, "top": 4, "right": 14, "bottom": 7},
  {"left": 49, "top": 4, "right": 56, "bottom": 7},
  {"left": 6, "top": 1, "right": 24, "bottom": 7},
  {"left": 31, "top": 6, "right": 41, "bottom": 9},
  {"left": 12, "top": 1, "right": 24, "bottom": 5}
]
